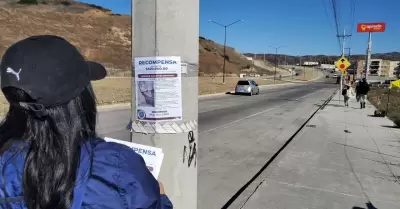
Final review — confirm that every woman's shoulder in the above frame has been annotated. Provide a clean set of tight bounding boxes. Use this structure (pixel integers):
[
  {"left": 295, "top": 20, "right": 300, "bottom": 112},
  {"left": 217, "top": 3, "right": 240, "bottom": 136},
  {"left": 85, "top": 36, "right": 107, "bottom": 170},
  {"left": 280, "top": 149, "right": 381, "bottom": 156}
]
[
  {"left": 78, "top": 138, "right": 163, "bottom": 208},
  {"left": 90, "top": 138, "right": 144, "bottom": 162},
  {"left": 82, "top": 138, "right": 153, "bottom": 181}
]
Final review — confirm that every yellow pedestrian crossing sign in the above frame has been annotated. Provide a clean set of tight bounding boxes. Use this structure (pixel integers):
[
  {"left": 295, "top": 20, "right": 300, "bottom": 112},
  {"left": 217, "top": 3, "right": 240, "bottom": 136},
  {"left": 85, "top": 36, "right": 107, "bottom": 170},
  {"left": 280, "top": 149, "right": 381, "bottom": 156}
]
[{"left": 335, "top": 56, "right": 351, "bottom": 73}]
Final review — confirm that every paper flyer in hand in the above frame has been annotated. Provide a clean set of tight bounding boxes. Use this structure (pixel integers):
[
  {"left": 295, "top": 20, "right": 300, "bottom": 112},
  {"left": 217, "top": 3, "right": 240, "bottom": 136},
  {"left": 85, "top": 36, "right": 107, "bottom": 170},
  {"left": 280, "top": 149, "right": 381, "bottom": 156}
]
[{"left": 103, "top": 137, "right": 164, "bottom": 179}]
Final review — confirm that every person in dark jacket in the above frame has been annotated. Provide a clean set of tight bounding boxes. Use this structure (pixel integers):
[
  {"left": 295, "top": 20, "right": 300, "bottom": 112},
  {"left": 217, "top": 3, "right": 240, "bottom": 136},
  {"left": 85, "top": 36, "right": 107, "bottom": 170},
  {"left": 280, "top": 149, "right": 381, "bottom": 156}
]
[
  {"left": 342, "top": 84, "right": 350, "bottom": 106},
  {"left": 0, "top": 35, "right": 173, "bottom": 209},
  {"left": 356, "top": 78, "right": 370, "bottom": 109},
  {"left": 355, "top": 80, "right": 360, "bottom": 102}
]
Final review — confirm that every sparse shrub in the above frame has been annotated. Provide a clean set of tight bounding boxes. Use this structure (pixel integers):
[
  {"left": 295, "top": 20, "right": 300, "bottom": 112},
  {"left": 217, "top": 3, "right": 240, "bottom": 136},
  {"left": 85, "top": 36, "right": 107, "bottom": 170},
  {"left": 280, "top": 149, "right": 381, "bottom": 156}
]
[
  {"left": 223, "top": 55, "right": 230, "bottom": 62},
  {"left": 18, "top": 0, "right": 38, "bottom": 4},
  {"left": 60, "top": 1, "right": 71, "bottom": 6},
  {"left": 87, "top": 3, "right": 112, "bottom": 12}
]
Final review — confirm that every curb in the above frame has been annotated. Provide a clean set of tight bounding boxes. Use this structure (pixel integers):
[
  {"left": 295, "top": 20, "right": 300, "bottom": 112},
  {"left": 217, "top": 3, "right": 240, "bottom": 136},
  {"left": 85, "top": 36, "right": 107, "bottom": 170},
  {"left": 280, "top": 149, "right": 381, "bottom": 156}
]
[{"left": 98, "top": 103, "right": 131, "bottom": 111}]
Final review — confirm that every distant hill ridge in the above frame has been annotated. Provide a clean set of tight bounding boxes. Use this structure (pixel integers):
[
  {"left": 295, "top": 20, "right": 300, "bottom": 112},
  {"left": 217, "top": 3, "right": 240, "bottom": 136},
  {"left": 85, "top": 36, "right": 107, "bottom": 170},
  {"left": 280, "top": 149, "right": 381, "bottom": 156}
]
[
  {"left": 1, "top": 0, "right": 397, "bottom": 76},
  {"left": 244, "top": 52, "right": 400, "bottom": 66},
  {"left": 0, "top": 0, "right": 276, "bottom": 76}
]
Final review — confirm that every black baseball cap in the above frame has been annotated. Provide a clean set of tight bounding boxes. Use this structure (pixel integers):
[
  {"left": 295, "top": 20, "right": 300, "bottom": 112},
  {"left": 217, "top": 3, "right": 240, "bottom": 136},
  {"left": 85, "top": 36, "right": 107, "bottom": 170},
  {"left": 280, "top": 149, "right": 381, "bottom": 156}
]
[{"left": 0, "top": 35, "right": 107, "bottom": 108}]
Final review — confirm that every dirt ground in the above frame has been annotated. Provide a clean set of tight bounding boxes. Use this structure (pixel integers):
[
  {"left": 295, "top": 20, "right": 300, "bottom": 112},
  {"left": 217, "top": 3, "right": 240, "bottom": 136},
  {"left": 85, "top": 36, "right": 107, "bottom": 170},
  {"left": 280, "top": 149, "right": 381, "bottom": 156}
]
[
  {"left": 368, "top": 87, "right": 400, "bottom": 126},
  {"left": 281, "top": 67, "right": 321, "bottom": 81},
  {"left": 292, "top": 68, "right": 321, "bottom": 81}
]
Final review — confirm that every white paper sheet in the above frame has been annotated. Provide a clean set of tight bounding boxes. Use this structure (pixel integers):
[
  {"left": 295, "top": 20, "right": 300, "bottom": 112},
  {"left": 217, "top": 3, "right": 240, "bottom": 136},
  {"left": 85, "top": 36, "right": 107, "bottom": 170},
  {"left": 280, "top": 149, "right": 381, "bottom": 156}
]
[{"left": 104, "top": 137, "right": 164, "bottom": 179}]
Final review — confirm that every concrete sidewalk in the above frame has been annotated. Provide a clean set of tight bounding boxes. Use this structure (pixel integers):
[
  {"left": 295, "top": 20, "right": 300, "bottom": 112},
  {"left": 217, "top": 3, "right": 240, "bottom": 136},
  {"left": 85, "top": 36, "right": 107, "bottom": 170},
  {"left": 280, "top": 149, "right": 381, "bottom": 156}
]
[{"left": 241, "top": 91, "right": 400, "bottom": 209}]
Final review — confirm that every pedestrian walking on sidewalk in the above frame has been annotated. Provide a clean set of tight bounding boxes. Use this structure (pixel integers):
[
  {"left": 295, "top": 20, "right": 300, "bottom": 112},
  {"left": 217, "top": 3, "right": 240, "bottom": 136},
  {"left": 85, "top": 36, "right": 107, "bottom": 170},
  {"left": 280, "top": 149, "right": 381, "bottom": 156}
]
[
  {"left": 342, "top": 84, "right": 350, "bottom": 106},
  {"left": 356, "top": 78, "right": 370, "bottom": 109},
  {"left": 355, "top": 79, "right": 360, "bottom": 102},
  {"left": 0, "top": 35, "right": 173, "bottom": 209}
]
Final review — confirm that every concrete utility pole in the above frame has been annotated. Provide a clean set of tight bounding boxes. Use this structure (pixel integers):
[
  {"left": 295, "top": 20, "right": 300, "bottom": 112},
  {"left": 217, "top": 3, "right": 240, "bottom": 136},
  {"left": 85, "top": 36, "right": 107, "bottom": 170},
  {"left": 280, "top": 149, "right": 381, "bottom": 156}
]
[
  {"left": 299, "top": 56, "right": 302, "bottom": 66},
  {"left": 284, "top": 54, "right": 287, "bottom": 65},
  {"left": 365, "top": 32, "right": 372, "bottom": 80},
  {"left": 132, "top": 1, "right": 198, "bottom": 208},
  {"left": 337, "top": 29, "right": 352, "bottom": 57},
  {"left": 337, "top": 29, "right": 352, "bottom": 101},
  {"left": 345, "top": 47, "right": 351, "bottom": 59},
  {"left": 345, "top": 47, "right": 352, "bottom": 78}
]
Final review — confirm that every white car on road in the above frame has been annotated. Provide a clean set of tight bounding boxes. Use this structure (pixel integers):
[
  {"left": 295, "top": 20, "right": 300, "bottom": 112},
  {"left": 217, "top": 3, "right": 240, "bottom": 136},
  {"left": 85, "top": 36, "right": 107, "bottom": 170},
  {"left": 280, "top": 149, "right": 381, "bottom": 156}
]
[{"left": 234, "top": 79, "right": 260, "bottom": 96}]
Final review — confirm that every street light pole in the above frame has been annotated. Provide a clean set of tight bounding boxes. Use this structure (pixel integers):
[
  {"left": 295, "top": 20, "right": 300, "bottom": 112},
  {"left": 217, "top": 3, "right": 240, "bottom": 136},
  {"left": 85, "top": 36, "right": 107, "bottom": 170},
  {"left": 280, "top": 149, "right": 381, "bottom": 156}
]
[
  {"left": 268, "top": 45, "right": 286, "bottom": 81},
  {"left": 274, "top": 48, "right": 278, "bottom": 80},
  {"left": 209, "top": 19, "right": 243, "bottom": 84},
  {"left": 223, "top": 26, "right": 227, "bottom": 83}
]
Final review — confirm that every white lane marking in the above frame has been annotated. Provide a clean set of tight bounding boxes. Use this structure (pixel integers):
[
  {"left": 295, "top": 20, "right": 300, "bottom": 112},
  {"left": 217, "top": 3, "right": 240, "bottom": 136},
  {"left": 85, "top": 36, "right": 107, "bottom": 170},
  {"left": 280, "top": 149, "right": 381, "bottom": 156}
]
[{"left": 200, "top": 89, "right": 325, "bottom": 136}]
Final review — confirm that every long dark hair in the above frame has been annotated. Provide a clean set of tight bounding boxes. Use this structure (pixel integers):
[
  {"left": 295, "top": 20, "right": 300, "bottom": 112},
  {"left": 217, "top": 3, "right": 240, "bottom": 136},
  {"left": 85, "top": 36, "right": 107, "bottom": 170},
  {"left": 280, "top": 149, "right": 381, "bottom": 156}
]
[{"left": 0, "top": 84, "right": 97, "bottom": 209}]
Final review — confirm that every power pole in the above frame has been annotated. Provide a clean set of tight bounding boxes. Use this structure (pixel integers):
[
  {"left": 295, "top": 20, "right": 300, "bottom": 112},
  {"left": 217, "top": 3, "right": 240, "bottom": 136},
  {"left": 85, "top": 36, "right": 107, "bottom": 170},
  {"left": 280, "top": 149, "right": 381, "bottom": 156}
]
[
  {"left": 365, "top": 32, "right": 372, "bottom": 80},
  {"left": 345, "top": 47, "right": 352, "bottom": 78},
  {"left": 337, "top": 29, "right": 352, "bottom": 101},
  {"left": 299, "top": 56, "right": 302, "bottom": 66},
  {"left": 284, "top": 55, "right": 287, "bottom": 65},
  {"left": 346, "top": 48, "right": 351, "bottom": 59},
  {"left": 337, "top": 29, "right": 352, "bottom": 56},
  {"left": 274, "top": 48, "right": 278, "bottom": 80},
  {"left": 132, "top": 1, "right": 198, "bottom": 208}
]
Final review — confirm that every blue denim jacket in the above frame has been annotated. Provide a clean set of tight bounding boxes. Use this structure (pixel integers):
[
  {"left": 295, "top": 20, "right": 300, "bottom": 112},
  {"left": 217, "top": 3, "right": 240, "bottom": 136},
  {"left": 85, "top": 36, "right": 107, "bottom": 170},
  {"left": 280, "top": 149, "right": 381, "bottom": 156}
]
[{"left": 0, "top": 139, "right": 173, "bottom": 209}]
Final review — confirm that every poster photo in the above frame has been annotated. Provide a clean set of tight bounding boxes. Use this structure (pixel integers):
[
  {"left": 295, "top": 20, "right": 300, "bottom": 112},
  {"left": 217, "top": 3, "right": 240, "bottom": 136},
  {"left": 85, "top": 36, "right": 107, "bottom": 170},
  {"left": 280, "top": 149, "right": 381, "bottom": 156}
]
[{"left": 134, "top": 56, "right": 183, "bottom": 121}]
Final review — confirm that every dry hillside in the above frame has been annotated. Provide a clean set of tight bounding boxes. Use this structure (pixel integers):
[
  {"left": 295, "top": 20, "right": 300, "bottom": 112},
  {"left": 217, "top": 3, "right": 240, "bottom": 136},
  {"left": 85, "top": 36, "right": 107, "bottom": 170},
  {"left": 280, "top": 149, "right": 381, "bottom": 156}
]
[
  {"left": 199, "top": 37, "right": 274, "bottom": 76},
  {"left": 0, "top": 0, "right": 131, "bottom": 76},
  {"left": 0, "top": 0, "right": 273, "bottom": 76}
]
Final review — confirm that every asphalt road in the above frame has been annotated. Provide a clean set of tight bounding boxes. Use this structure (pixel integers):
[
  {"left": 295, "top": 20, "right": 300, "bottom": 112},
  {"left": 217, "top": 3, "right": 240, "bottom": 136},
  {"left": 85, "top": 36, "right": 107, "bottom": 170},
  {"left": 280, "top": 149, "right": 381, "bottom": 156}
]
[
  {"left": 197, "top": 79, "right": 338, "bottom": 209},
  {"left": 95, "top": 76, "right": 338, "bottom": 208},
  {"left": 199, "top": 83, "right": 323, "bottom": 134},
  {"left": 96, "top": 76, "right": 334, "bottom": 142}
]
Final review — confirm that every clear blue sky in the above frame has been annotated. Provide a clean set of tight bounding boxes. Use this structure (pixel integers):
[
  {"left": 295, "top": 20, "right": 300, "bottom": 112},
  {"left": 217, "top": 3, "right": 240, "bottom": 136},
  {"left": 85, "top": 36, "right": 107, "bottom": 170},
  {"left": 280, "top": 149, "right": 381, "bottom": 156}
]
[{"left": 78, "top": 0, "right": 399, "bottom": 56}]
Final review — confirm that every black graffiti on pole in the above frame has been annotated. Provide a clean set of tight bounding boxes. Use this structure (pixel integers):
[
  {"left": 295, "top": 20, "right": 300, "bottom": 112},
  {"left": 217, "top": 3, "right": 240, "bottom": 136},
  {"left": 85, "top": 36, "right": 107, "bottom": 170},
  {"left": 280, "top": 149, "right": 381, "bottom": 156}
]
[{"left": 182, "top": 131, "right": 197, "bottom": 168}]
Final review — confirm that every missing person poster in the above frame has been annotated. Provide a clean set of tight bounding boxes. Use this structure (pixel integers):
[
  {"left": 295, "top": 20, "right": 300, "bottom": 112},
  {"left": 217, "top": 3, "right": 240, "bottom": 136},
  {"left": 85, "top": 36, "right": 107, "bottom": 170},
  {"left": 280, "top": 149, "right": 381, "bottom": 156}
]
[
  {"left": 134, "top": 56, "right": 183, "bottom": 121},
  {"left": 104, "top": 137, "right": 164, "bottom": 179}
]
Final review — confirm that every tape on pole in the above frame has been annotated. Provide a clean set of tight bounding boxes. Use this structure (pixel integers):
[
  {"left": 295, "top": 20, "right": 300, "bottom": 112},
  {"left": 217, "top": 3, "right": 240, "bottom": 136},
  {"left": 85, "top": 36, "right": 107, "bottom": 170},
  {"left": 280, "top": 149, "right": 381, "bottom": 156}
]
[{"left": 130, "top": 120, "right": 198, "bottom": 134}]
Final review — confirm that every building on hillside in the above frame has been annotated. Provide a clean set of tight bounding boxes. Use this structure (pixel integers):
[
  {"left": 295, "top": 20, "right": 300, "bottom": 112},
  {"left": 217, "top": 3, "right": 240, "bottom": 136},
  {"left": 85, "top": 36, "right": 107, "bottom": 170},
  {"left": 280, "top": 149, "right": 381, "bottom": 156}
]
[
  {"left": 303, "top": 61, "right": 319, "bottom": 66},
  {"left": 395, "top": 64, "right": 400, "bottom": 78},
  {"left": 389, "top": 61, "right": 400, "bottom": 77},
  {"left": 320, "top": 64, "right": 335, "bottom": 70},
  {"left": 356, "top": 60, "right": 365, "bottom": 78},
  {"left": 356, "top": 59, "right": 400, "bottom": 78},
  {"left": 244, "top": 56, "right": 253, "bottom": 61}
]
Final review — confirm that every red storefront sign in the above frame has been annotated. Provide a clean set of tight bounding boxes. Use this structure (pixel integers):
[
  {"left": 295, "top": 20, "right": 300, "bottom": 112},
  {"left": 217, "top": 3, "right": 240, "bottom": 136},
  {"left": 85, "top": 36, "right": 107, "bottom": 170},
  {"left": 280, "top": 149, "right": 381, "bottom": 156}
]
[{"left": 357, "top": 23, "right": 386, "bottom": 32}]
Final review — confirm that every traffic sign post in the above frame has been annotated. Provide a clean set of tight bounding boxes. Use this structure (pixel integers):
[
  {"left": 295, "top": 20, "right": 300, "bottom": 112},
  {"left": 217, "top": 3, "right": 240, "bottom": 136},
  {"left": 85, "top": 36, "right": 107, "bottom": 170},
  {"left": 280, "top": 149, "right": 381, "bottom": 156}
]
[
  {"left": 357, "top": 22, "right": 386, "bottom": 80},
  {"left": 335, "top": 56, "right": 351, "bottom": 103},
  {"left": 335, "top": 56, "right": 351, "bottom": 73}
]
